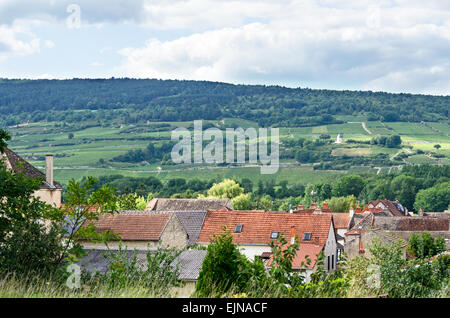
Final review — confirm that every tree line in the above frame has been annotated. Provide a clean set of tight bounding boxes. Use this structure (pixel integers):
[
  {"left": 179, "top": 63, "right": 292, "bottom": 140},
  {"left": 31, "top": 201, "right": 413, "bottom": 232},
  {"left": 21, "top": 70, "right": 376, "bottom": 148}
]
[
  {"left": 1, "top": 78, "right": 448, "bottom": 127},
  {"left": 88, "top": 164, "right": 450, "bottom": 213}
]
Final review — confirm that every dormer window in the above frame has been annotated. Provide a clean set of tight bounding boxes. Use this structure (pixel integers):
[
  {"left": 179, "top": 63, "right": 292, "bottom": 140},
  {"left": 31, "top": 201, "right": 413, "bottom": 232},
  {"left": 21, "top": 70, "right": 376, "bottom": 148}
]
[
  {"left": 234, "top": 224, "right": 243, "bottom": 233},
  {"left": 303, "top": 233, "right": 312, "bottom": 241},
  {"left": 270, "top": 232, "right": 279, "bottom": 239}
]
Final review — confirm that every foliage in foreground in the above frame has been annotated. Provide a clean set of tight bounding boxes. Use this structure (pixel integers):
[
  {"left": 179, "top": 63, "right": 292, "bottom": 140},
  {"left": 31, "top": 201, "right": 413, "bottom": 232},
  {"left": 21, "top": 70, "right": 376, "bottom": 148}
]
[
  {"left": 1, "top": 133, "right": 118, "bottom": 276},
  {"left": 0, "top": 245, "right": 184, "bottom": 298},
  {"left": 407, "top": 232, "right": 446, "bottom": 259},
  {"left": 195, "top": 229, "right": 449, "bottom": 298}
]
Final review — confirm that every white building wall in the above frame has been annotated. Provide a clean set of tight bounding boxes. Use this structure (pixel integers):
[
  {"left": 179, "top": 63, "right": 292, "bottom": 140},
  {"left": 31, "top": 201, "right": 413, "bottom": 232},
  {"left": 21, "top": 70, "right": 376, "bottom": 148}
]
[
  {"left": 336, "top": 228, "right": 346, "bottom": 248},
  {"left": 323, "top": 222, "right": 338, "bottom": 272},
  {"left": 198, "top": 243, "right": 271, "bottom": 261}
]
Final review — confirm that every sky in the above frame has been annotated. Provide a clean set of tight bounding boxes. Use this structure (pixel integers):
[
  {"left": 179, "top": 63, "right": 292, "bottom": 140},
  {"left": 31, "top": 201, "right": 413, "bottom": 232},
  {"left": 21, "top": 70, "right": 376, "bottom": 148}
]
[{"left": 1, "top": 0, "right": 450, "bottom": 95}]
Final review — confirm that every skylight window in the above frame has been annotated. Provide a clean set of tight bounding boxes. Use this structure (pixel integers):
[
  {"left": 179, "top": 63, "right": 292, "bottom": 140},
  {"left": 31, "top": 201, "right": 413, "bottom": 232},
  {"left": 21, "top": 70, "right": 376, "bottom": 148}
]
[
  {"left": 303, "top": 233, "right": 312, "bottom": 241},
  {"left": 234, "top": 224, "right": 243, "bottom": 233},
  {"left": 270, "top": 232, "right": 279, "bottom": 239}
]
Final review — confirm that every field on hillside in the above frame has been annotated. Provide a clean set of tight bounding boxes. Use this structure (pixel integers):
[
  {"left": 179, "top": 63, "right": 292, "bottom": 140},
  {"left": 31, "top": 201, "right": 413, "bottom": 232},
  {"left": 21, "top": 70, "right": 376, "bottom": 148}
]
[{"left": 6, "top": 119, "right": 450, "bottom": 186}]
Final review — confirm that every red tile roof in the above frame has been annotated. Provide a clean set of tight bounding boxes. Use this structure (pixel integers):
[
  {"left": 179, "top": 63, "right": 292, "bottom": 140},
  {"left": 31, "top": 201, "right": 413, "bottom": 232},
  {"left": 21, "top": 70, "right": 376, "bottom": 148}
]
[
  {"left": 85, "top": 213, "right": 171, "bottom": 240},
  {"left": 366, "top": 200, "right": 406, "bottom": 217},
  {"left": 197, "top": 210, "right": 332, "bottom": 247},
  {"left": 332, "top": 213, "right": 351, "bottom": 229},
  {"left": 266, "top": 243, "right": 324, "bottom": 269}
]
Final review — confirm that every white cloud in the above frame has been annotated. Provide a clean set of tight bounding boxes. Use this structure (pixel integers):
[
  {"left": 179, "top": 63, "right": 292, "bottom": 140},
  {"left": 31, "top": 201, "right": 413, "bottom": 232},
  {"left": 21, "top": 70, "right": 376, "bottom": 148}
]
[
  {"left": 116, "top": 2, "right": 450, "bottom": 94},
  {"left": 44, "top": 40, "right": 55, "bottom": 48},
  {"left": 1, "top": 0, "right": 450, "bottom": 94},
  {"left": 0, "top": 23, "right": 41, "bottom": 62},
  {"left": 90, "top": 61, "right": 104, "bottom": 67},
  {"left": 0, "top": 0, "right": 146, "bottom": 25}
]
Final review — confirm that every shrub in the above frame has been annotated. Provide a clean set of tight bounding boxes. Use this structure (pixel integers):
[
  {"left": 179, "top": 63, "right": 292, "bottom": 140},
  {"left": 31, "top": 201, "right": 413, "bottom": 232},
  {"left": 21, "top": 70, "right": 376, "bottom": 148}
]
[
  {"left": 407, "top": 232, "right": 446, "bottom": 259},
  {"left": 195, "top": 227, "right": 253, "bottom": 297},
  {"left": 95, "top": 244, "right": 183, "bottom": 297}
]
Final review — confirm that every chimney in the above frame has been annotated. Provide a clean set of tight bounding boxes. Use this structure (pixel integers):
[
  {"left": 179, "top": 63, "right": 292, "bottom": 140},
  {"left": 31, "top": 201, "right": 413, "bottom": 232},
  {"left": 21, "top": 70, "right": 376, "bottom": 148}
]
[
  {"left": 359, "top": 240, "right": 365, "bottom": 255},
  {"left": 419, "top": 208, "right": 424, "bottom": 217},
  {"left": 45, "top": 154, "right": 54, "bottom": 187},
  {"left": 356, "top": 204, "right": 362, "bottom": 214},
  {"left": 349, "top": 204, "right": 355, "bottom": 218},
  {"left": 323, "top": 201, "right": 328, "bottom": 210},
  {"left": 290, "top": 225, "right": 295, "bottom": 245},
  {"left": 311, "top": 201, "right": 317, "bottom": 209},
  {"left": 313, "top": 205, "right": 322, "bottom": 215},
  {"left": 296, "top": 203, "right": 304, "bottom": 211}
]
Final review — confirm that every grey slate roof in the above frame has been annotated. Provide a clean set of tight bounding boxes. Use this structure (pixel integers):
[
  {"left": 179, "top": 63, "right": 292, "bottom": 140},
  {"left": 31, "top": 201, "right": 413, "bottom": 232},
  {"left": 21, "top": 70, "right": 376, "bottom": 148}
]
[
  {"left": 348, "top": 213, "right": 449, "bottom": 234},
  {"left": 146, "top": 198, "right": 233, "bottom": 211},
  {"left": 174, "top": 211, "right": 207, "bottom": 245},
  {"left": 171, "top": 249, "right": 207, "bottom": 281},
  {"left": 0, "top": 147, "right": 62, "bottom": 190},
  {"left": 373, "top": 216, "right": 449, "bottom": 232},
  {"left": 78, "top": 248, "right": 207, "bottom": 281}
]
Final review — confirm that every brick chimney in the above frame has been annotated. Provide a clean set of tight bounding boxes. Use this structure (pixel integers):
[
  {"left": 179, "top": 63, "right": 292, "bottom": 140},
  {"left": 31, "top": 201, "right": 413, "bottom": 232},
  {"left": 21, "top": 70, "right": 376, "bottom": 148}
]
[
  {"left": 45, "top": 154, "right": 54, "bottom": 187},
  {"left": 313, "top": 205, "right": 322, "bottom": 215},
  {"left": 323, "top": 201, "right": 328, "bottom": 210},
  {"left": 290, "top": 225, "right": 295, "bottom": 245},
  {"left": 358, "top": 240, "right": 365, "bottom": 255},
  {"left": 356, "top": 204, "right": 362, "bottom": 214},
  {"left": 296, "top": 203, "right": 304, "bottom": 211},
  {"left": 349, "top": 204, "right": 355, "bottom": 218},
  {"left": 311, "top": 201, "right": 317, "bottom": 209}
]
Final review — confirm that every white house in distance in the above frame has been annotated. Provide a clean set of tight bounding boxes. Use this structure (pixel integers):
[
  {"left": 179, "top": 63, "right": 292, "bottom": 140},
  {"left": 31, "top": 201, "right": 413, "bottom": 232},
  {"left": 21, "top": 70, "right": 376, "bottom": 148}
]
[
  {"left": 0, "top": 147, "right": 62, "bottom": 207},
  {"left": 197, "top": 208, "right": 338, "bottom": 281}
]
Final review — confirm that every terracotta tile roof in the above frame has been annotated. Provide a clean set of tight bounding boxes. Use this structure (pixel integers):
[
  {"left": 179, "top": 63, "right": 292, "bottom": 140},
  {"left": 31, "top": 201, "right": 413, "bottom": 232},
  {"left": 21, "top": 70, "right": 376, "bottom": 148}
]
[
  {"left": 0, "top": 147, "right": 62, "bottom": 189},
  {"left": 60, "top": 203, "right": 100, "bottom": 213},
  {"left": 85, "top": 213, "right": 171, "bottom": 240},
  {"left": 346, "top": 213, "right": 375, "bottom": 235},
  {"left": 292, "top": 244, "right": 325, "bottom": 268},
  {"left": 266, "top": 243, "right": 324, "bottom": 269},
  {"left": 294, "top": 202, "right": 334, "bottom": 214},
  {"left": 367, "top": 200, "right": 407, "bottom": 217},
  {"left": 332, "top": 213, "right": 351, "bottom": 229},
  {"left": 197, "top": 210, "right": 332, "bottom": 247},
  {"left": 260, "top": 252, "right": 273, "bottom": 259},
  {"left": 117, "top": 210, "right": 207, "bottom": 245},
  {"left": 146, "top": 198, "right": 233, "bottom": 211}
]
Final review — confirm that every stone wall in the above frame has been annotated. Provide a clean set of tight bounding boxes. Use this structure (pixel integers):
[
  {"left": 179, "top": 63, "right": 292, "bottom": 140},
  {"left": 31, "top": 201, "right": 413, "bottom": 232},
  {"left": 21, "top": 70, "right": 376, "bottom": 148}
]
[
  {"left": 160, "top": 214, "right": 189, "bottom": 249},
  {"left": 33, "top": 189, "right": 62, "bottom": 207}
]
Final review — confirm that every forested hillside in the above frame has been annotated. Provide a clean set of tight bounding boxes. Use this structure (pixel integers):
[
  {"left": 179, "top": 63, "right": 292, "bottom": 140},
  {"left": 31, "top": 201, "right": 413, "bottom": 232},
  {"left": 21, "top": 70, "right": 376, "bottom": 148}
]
[{"left": 0, "top": 78, "right": 448, "bottom": 127}]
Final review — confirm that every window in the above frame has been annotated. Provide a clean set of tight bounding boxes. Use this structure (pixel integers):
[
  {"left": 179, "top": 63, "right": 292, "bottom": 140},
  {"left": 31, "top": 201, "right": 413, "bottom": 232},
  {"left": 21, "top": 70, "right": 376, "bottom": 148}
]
[
  {"left": 303, "top": 233, "right": 312, "bottom": 241},
  {"left": 331, "top": 255, "right": 334, "bottom": 270},
  {"left": 327, "top": 256, "right": 330, "bottom": 271},
  {"left": 234, "top": 224, "right": 243, "bottom": 233},
  {"left": 270, "top": 232, "right": 279, "bottom": 239}
]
